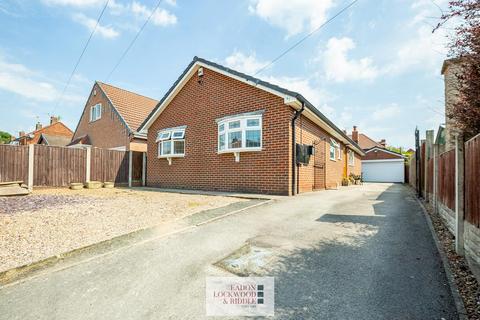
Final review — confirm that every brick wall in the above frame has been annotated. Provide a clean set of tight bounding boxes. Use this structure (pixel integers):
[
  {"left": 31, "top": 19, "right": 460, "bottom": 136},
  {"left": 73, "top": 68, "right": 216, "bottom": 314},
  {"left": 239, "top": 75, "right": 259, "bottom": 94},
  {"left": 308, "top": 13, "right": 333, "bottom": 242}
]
[
  {"left": 146, "top": 68, "right": 292, "bottom": 195},
  {"left": 295, "top": 115, "right": 327, "bottom": 193},
  {"left": 73, "top": 83, "right": 133, "bottom": 150},
  {"left": 294, "top": 114, "right": 361, "bottom": 192},
  {"left": 363, "top": 149, "right": 403, "bottom": 160}
]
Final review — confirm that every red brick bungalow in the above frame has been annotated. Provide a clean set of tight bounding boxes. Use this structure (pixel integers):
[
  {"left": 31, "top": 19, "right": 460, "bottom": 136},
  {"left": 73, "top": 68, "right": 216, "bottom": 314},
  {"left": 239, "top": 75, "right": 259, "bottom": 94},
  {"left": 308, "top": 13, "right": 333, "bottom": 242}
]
[{"left": 139, "top": 57, "right": 364, "bottom": 195}]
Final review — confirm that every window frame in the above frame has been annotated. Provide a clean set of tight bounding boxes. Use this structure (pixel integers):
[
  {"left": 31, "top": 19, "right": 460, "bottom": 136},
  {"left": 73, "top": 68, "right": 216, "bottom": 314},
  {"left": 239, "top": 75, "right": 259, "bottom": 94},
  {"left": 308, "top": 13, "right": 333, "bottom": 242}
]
[
  {"left": 156, "top": 127, "right": 186, "bottom": 158},
  {"left": 90, "top": 103, "right": 102, "bottom": 122},
  {"left": 348, "top": 149, "right": 355, "bottom": 166},
  {"left": 330, "top": 139, "right": 339, "bottom": 161},
  {"left": 217, "top": 114, "right": 262, "bottom": 153}
]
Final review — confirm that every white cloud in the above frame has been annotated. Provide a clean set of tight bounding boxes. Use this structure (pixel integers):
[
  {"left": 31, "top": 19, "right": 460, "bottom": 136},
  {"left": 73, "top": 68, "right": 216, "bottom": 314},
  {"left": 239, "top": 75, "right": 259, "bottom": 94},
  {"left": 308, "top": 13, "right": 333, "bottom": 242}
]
[
  {"left": 322, "top": 37, "right": 379, "bottom": 82},
  {"left": 224, "top": 51, "right": 267, "bottom": 74},
  {"left": 249, "top": 0, "right": 334, "bottom": 37},
  {"left": 131, "top": 1, "right": 177, "bottom": 26},
  {"left": 73, "top": 13, "right": 120, "bottom": 38},
  {"left": 0, "top": 57, "right": 59, "bottom": 102},
  {"left": 223, "top": 51, "right": 336, "bottom": 118},
  {"left": 386, "top": 24, "right": 447, "bottom": 75},
  {"left": 372, "top": 104, "right": 401, "bottom": 121}
]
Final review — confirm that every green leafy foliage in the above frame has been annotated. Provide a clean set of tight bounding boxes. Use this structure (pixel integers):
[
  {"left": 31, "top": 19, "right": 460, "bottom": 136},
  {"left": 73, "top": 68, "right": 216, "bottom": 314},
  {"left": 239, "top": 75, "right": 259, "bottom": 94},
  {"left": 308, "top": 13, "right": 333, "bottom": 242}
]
[{"left": 0, "top": 131, "right": 12, "bottom": 144}]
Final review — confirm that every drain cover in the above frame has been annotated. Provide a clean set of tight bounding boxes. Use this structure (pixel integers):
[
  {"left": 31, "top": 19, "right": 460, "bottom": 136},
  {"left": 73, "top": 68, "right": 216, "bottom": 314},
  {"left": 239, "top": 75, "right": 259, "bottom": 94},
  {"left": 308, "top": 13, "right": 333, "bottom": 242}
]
[{"left": 215, "top": 244, "right": 275, "bottom": 276}]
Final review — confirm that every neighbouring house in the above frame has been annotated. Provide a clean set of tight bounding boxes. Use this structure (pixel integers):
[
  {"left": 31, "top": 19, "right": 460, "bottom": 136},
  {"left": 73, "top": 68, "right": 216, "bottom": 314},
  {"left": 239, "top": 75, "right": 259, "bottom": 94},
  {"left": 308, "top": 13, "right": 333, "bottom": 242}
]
[
  {"left": 138, "top": 57, "right": 364, "bottom": 196},
  {"left": 441, "top": 57, "right": 463, "bottom": 151},
  {"left": 70, "top": 81, "right": 158, "bottom": 152},
  {"left": 14, "top": 117, "right": 73, "bottom": 146},
  {"left": 348, "top": 126, "right": 405, "bottom": 183}
]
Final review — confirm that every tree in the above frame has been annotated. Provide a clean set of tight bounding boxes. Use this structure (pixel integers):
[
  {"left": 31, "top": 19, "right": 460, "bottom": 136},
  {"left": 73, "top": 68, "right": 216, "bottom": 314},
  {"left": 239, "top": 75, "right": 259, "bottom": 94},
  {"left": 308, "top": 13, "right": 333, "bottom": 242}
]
[
  {"left": 435, "top": 1, "right": 480, "bottom": 139},
  {"left": 0, "top": 131, "right": 12, "bottom": 144}
]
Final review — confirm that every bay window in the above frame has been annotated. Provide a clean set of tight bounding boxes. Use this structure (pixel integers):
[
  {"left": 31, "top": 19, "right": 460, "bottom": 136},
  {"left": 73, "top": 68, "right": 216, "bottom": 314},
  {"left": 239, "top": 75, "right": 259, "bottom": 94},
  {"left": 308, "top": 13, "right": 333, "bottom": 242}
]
[{"left": 217, "top": 112, "right": 262, "bottom": 153}]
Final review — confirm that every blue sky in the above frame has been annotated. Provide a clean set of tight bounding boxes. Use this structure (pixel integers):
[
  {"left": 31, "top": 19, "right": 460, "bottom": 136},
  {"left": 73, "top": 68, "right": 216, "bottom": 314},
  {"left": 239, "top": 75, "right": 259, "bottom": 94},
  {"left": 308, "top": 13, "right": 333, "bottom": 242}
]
[{"left": 0, "top": 0, "right": 451, "bottom": 148}]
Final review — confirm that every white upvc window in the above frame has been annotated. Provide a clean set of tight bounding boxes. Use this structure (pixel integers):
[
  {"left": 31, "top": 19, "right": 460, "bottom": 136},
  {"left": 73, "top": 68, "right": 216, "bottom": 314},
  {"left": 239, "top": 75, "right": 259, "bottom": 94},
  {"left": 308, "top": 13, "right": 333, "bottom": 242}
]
[
  {"left": 338, "top": 144, "right": 342, "bottom": 160},
  {"left": 217, "top": 114, "right": 262, "bottom": 154},
  {"left": 348, "top": 149, "right": 355, "bottom": 166},
  {"left": 156, "top": 126, "right": 186, "bottom": 163},
  {"left": 90, "top": 104, "right": 102, "bottom": 122},
  {"left": 330, "top": 139, "right": 339, "bottom": 161}
]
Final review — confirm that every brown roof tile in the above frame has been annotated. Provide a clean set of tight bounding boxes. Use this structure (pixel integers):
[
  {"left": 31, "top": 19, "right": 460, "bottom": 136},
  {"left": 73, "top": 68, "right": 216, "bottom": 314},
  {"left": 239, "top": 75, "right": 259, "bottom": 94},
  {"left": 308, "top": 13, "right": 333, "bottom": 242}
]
[
  {"left": 348, "top": 133, "right": 383, "bottom": 150},
  {"left": 97, "top": 82, "right": 158, "bottom": 132}
]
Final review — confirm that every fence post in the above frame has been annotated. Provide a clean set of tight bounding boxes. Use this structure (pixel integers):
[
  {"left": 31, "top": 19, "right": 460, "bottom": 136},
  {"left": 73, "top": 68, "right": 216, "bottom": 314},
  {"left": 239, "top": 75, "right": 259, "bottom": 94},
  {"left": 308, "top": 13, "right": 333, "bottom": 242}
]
[
  {"left": 142, "top": 152, "right": 146, "bottom": 187},
  {"left": 27, "top": 144, "right": 34, "bottom": 191},
  {"left": 128, "top": 151, "right": 132, "bottom": 188},
  {"left": 455, "top": 134, "right": 465, "bottom": 255},
  {"left": 433, "top": 144, "right": 439, "bottom": 214},
  {"left": 85, "top": 147, "right": 91, "bottom": 183}
]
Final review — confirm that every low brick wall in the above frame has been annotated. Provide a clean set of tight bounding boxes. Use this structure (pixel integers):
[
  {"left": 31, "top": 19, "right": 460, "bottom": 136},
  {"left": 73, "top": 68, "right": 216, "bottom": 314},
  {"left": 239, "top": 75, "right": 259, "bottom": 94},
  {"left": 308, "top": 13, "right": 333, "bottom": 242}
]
[{"left": 438, "top": 201, "right": 455, "bottom": 235}]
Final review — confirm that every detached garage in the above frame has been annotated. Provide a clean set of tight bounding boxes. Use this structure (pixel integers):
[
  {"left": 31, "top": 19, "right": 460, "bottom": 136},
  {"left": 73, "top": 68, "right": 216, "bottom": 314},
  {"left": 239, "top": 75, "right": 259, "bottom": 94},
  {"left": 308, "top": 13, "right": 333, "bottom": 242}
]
[{"left": 361, "top": 147, "right": 405, "bottom": 183}]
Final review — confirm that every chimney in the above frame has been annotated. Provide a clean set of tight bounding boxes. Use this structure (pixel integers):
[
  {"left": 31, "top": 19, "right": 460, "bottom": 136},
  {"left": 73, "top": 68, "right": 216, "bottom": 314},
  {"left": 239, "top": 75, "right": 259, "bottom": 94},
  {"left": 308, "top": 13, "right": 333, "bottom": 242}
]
[
  {"left": 50, "top": 116, "right": 58, "bottom": 125},
  {"left": 19, "top": 131, "right": 25, "bottom": 137},
  {"left": 380, "top": 139, "right": 386, "bottom": 148},
  {"left": 35, "top": 122, "right": 42, "bottom": 130},
  {"left": 352, "top": 126, "right": 359, "bottom": 143}
]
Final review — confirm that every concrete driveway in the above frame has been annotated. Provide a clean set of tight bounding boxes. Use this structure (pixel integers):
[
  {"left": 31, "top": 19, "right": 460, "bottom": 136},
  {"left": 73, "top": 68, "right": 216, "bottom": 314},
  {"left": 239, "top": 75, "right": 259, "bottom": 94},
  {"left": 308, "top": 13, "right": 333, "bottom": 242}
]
[{"left": 0, "top": 183, "right": 457, "bottom": 319}]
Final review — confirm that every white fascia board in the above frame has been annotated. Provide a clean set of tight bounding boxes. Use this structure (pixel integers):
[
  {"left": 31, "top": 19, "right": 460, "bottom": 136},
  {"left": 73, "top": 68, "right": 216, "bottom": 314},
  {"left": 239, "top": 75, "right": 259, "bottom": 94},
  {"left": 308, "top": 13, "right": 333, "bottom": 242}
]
[
  {"left": 362, "top": 159, "right": 405, "bottom": 163},
  {"left": 132, "top": 131, "right": 147, "bottom": 140},
  {"left": 141, "top": 61, "right": 294, "bottom": 132}
]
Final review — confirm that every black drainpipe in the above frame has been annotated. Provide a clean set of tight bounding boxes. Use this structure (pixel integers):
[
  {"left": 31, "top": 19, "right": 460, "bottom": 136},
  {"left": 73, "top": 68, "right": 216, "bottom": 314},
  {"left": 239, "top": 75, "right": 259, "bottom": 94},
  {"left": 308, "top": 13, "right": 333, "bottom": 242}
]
[{"left": 291, "top": 102, "right": 305, "bottom": 196}]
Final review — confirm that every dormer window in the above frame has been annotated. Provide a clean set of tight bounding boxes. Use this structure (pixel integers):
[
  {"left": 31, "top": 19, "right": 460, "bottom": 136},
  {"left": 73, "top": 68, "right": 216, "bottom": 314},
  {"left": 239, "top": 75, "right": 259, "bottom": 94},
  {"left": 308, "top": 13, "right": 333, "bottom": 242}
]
[{"left": 90, "top": 104, "right": 102, "bottom": 122}]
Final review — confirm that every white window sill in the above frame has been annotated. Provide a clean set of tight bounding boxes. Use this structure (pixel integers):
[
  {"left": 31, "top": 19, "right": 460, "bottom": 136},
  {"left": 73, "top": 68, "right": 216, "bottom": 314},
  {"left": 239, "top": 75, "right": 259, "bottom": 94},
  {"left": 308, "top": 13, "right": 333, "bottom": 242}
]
[
  {"left": 158, "top": 154, "right": 185, "bottom": 159},
  {"left": 217, "top": 148, "right": 262, "bottom": 154},
  {"left": 89, "top": 118, "right": 101, "bottom": 123},
  {"left": 329, "top": 158, "right": 336, "bottom": 161}
]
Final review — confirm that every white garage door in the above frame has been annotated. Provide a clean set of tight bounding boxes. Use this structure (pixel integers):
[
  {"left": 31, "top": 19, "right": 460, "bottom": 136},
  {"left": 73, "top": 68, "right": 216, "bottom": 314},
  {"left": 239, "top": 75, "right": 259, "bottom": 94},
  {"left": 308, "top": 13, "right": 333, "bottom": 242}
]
[{"left": 362, "top": 160, "right": 405, "bottom": 183}]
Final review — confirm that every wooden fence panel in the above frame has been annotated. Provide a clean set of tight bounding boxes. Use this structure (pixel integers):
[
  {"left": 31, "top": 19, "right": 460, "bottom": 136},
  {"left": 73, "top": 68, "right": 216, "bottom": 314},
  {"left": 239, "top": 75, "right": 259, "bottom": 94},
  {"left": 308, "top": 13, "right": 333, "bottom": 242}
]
[
  {"left": 90, "top": 148, "right": 128, "bottom": 184},
  {"left": 438, "top": 149, "right": 455, "bottom": 210},
  {"left": 0, "top": 145, "right": 29, "bottom": 183},
  {"left": 465, "top": 134, "right": 480, "bottom": 227},
  {"left": 33, "top": 145, "right": 86, "bottom": 187}
]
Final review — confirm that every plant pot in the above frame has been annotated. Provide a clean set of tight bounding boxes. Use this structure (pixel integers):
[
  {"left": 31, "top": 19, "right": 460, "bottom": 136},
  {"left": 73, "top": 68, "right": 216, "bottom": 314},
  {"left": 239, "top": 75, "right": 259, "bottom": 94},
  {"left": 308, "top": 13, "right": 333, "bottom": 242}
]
[
  {"left": 85, "top": 181, "right": 102, "bottom": 189},
  {"left": 70, "top": 183, "right": 84, "bottom": 190},
  {"left": 103, "top": 182, "right": 114, "bottom": 188}
]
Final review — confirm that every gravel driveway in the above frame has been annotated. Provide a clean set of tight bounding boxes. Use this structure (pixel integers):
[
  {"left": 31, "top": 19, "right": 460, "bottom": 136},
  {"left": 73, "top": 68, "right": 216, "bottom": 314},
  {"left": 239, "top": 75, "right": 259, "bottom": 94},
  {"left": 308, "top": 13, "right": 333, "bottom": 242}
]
[{"left": 0, "top": 188, "right": 244, "bottom": 273}]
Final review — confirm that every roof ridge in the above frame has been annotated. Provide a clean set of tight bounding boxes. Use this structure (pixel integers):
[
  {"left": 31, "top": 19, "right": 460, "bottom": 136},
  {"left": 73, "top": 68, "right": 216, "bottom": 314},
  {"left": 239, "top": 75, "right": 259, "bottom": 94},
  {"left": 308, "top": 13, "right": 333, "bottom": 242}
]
[{"left": 96, "top": 81, "right": 158, "bottom": 102}]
